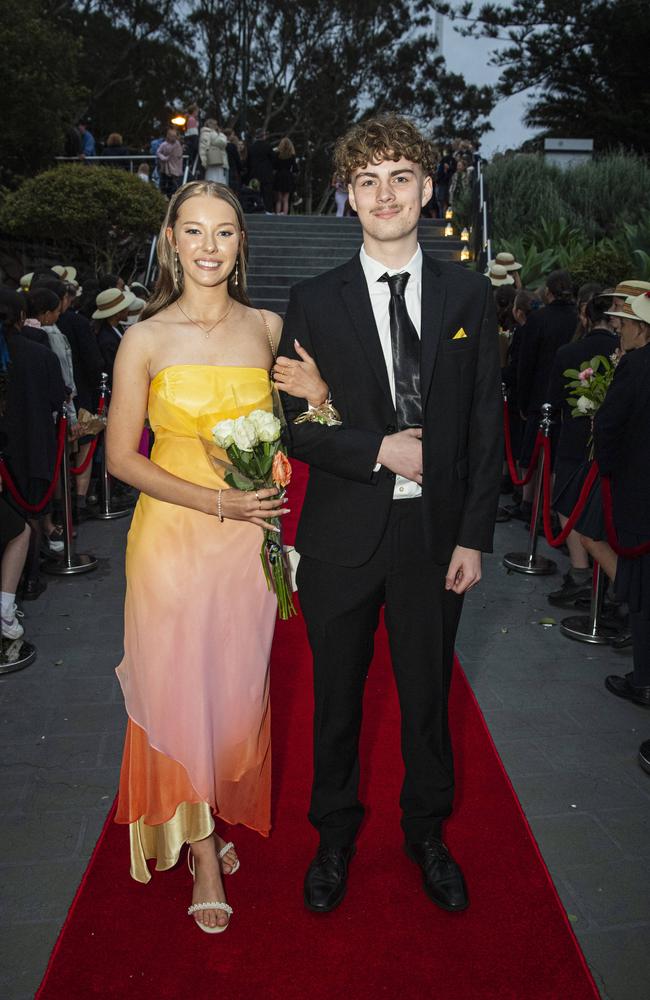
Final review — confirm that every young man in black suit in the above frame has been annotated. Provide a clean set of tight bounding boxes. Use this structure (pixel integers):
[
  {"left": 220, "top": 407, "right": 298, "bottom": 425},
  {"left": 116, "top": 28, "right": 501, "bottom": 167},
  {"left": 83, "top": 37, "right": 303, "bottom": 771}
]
[{"left": 275, "top": 115, "right": 502, "bottom": 914}]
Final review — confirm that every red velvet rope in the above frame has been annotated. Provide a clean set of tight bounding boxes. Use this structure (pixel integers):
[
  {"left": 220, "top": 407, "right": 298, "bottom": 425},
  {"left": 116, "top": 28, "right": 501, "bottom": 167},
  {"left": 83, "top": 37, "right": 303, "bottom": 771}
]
[
  {"left": 69, "top": 436, "right": 100, "bottom": 476},
  {"left": 503, "top": 401, "right": 650, "bottom": 557},
  {"left": 503, "top": 400, "right": 542, "bottom": 486},
  {"left": 539, "top": 437, "right": 599, "bottom": 547},
  {"left": 70, "top": 395, "right": 106, "bottom": 476},
  {"left": 535, "top": 436, "right": 650, "bottom": 557},
  {"left": 0, "top": 416, "right": 68, "bottom": 513}
]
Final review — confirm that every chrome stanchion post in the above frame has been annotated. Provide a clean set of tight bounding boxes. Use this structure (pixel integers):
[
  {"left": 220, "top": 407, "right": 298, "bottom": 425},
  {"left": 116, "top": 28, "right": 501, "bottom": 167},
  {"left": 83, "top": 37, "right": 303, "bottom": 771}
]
[
  {"left": 45, "top": 411, "right": 98, "bottom": 576},
  {"left": 95, "top": 374, "right": 131, "bottom": 521},
  {"left": 503, "top": 403, "right": 557, "bottom": 575},
  {"left": 0, "top": 636, "right": 37, "bottom": 674},
  {"left": 560, "top": 562, "right": 619, "bottom": 644}
]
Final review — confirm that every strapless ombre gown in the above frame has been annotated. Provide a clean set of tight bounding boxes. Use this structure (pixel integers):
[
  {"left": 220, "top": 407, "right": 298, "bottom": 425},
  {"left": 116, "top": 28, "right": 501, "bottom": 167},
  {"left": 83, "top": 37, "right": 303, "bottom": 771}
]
[{"left": 115, "top": 365, "right": 277, "bottom": 882}]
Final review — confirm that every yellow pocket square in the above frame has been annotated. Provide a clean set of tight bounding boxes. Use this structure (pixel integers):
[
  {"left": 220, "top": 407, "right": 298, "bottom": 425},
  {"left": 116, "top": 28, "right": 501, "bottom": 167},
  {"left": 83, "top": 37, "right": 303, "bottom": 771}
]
[{"left": 453, "top": 328, "right": 468, "bottom": 340}]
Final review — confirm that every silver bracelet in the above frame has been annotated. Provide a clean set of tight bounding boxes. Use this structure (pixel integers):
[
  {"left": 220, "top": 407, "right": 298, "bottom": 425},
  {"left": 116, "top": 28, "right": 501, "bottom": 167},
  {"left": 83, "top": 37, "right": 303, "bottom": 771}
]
[{"left": 217, "top": 489, "right": 224, "bottom": 522}]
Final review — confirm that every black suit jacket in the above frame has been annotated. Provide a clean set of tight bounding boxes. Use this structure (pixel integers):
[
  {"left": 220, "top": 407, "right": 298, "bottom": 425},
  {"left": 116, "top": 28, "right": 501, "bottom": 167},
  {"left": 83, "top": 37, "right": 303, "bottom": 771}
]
[
  {"left": 1, "top": 330, "right": 65, "bottom": 489},
  {"left": 96, "top": 322, "right": 122, "bottom": 384},
  {"left": 548, "top": 327, "right": 619, "bottom": 462},
  {"left": 248, "top": 140, "right": 275, "bottom": 182},
  {"left": 517, "top": 299, "right": 577, "bottom": 415},
  {"left": 279, "top": 252, "right": 502, "bottom": 567},
  {"left": 594, "top": 342, "right": 650, "bottom": 536}
]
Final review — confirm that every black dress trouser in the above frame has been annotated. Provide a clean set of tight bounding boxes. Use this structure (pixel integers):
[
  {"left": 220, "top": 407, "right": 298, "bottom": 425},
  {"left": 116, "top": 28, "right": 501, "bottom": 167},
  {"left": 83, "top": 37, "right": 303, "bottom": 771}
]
[{"left": 297, "top": 497, "right": 464, "bottom": 847}]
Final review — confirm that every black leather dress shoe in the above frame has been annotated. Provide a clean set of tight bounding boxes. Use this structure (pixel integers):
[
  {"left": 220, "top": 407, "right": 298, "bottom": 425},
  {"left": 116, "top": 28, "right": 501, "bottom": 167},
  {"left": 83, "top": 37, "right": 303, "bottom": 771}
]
[
  {"left": 505, "top": 500, "right": 531, "bottom": 522},
  {"left": 605, "top": 673, "right": 650, "bottom": 707},
  {"left": 548, "top": 572, "right": 592, "bottom": 607},
  {"left": 609, "top": 629, "right": 633, "bottom": 650},
  {"left": 304, "top": 845, "right": 356, "bottom": 913},
  {"left": 638, "top": 740, "right": 650, "bottom": 775},
  {"left": 405, "top": 837, "right": 469, "bottom": 912}
]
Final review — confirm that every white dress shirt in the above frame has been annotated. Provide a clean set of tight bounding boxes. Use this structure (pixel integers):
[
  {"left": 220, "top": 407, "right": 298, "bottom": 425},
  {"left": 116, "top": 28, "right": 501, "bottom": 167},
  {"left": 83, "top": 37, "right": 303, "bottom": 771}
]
[{"left": 359, "top": 244, "right": 423, "bottom": 499}]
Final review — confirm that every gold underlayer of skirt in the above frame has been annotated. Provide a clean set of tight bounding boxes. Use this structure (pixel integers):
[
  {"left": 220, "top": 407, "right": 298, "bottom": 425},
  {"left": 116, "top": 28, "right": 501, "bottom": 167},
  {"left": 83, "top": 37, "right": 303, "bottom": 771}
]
[{"left": 129, "top": 800, "right": 215, "bottom": 883}]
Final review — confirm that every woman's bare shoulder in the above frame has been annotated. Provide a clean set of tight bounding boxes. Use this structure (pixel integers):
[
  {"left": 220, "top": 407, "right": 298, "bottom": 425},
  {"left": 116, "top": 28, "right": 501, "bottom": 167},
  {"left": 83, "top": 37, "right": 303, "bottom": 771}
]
[
  {"left": 118, "top": 317, "right": 156, "bottom": 353},
  {"left": 124, "top": 304, "right": 179, "bottom": 344},
  {"left": 258, "top": 308, "right": 283, "bottom": 331}
]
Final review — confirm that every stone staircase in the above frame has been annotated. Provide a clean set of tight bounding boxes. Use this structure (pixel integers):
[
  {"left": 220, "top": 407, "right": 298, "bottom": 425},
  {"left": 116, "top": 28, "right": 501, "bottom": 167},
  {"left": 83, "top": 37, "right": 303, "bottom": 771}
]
[{"left": 245, "top": 215, "right": 463, "bottom": 313}]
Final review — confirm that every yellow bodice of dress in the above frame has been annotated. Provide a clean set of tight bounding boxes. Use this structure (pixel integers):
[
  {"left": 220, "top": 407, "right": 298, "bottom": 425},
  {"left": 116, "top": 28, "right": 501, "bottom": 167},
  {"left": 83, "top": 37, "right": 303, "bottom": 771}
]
[{"left": 148, "top": 364, "right": 273, "bottom": 488}]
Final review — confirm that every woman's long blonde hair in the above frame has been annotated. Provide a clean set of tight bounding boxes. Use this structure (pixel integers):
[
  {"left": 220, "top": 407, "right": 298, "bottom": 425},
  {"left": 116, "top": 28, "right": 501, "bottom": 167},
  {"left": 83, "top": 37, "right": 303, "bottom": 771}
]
[
  {"left": 277, "top": 137, "right": 295, "bottom": 159},
  {"left": 142, "top": 181, "right": 250, "bottom": 320}
]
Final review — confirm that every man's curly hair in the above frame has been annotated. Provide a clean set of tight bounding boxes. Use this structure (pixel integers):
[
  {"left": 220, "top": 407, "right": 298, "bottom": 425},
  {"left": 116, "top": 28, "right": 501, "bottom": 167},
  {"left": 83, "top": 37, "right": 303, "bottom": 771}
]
[{"left": 333, "top": 114, "right": 436, "bottom": 186}]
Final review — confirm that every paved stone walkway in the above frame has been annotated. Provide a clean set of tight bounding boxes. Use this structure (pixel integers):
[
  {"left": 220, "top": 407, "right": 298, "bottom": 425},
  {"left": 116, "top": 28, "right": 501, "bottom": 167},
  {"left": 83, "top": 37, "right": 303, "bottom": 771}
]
[{"left": 1, "top": 509, "right": 649, "bottom": 999}]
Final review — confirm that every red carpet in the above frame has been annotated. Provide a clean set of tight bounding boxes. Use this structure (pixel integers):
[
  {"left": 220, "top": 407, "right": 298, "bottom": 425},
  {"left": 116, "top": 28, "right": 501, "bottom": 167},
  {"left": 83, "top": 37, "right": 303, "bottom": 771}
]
[{"left": 37, "top": 464, "right": 599, "bottom": 999}]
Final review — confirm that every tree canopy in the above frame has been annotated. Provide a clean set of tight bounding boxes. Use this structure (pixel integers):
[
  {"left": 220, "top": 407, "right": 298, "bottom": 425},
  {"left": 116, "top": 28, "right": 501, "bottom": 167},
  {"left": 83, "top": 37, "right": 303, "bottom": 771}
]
[
  {"left": 3, "top": 0, "right": 495, "bottom": 188},
  {"left": 0, "top": 0, "right": 84, "bottom": 184},
  {"left": 434, "top": 0, "right": 650, "bottom": 152}
]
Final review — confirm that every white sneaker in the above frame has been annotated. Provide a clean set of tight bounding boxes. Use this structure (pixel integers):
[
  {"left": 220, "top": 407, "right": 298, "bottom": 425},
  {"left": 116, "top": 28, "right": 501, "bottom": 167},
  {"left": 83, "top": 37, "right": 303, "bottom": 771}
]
[{"left": 1, "top": 605, "right": 24, "bottom": 640}]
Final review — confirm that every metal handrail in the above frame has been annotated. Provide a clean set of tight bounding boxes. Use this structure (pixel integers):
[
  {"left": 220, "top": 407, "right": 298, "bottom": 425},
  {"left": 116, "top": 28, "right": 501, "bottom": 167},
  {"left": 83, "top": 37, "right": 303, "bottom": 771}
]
[
  {"left": 472, "top": 158, "right": 491, "bottom": 272},
  {"left": 144, "top": 236, "right": 158, "bottom": 289},
  {"left": 55, "top": 154, "right": 190, "bottom": 174}
]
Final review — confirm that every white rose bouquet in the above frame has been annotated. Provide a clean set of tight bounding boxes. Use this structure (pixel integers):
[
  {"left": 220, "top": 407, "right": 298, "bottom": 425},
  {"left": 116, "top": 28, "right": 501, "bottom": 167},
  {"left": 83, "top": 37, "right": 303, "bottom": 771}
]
[
  {"left": 202, "top": 408, "right": 295, "bottom": 619},
  {"left": 564, "top": 352, "right": 619, "bottom": 457}
]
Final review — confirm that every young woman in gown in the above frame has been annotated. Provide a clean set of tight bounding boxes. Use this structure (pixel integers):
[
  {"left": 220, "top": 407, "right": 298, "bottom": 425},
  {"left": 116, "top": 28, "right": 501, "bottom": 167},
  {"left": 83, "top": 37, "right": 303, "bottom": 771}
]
[{"left": 107, "top": 181, "right": 327, "bottom": 932}]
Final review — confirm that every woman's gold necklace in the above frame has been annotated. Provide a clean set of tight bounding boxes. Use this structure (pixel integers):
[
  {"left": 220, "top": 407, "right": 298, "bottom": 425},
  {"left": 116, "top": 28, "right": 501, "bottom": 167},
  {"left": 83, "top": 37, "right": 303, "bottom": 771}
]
[{"left": 176, "top": 298, "right": 235, "bottom": 339}]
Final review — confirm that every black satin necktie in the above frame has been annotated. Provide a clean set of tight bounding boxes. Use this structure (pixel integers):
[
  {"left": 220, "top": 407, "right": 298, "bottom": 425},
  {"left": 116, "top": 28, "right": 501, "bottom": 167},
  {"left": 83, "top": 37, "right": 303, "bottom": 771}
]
[{"left": 378, "top": 271, "right": 422, "bottom": 429}]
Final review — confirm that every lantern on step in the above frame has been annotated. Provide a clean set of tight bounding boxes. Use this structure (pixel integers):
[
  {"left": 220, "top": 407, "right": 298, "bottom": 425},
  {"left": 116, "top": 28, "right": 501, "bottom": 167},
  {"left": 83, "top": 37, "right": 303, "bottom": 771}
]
[
  {"left": 460, "top": 246, "right": 470, "bottom": 262},
  {"left": 444, "top": 222, "right": 454, "bottom": 237},
  {"left": 445, "top": 208, "right": 453, "bottom": 220},
  {"left": 460, "top": 227, "right": 470, "bottom": 243}
]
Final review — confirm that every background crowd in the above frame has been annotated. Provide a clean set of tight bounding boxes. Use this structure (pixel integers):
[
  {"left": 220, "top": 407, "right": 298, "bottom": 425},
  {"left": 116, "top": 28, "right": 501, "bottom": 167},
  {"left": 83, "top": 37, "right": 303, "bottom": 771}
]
[
  {"left": 63, "top": 110, "right": 475, "bottom": 221},
  {"left": 0, "top": 267, "right": 147, "bottom": 638},
  {"left": 488, "top": 252, "right": 650, "bottom": 735},
  {"left": 66, "top": 113, "right": 301, "bottom": 216}
]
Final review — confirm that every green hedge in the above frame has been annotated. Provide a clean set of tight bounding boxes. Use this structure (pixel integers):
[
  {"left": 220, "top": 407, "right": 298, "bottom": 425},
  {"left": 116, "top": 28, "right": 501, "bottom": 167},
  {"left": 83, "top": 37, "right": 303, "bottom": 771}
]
[
  {"left": 486, "top": 153, "right": 650, "bottom": 287},
  {"left": 0, "top": 164, "right": 167, "bottom": 275}
]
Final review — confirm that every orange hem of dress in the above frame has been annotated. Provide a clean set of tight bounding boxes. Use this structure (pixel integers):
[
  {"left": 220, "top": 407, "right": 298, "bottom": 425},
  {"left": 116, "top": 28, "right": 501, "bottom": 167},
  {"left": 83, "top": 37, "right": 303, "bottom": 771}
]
[{"left": 115, "top": 714, "right": 271, "bottom": 836}]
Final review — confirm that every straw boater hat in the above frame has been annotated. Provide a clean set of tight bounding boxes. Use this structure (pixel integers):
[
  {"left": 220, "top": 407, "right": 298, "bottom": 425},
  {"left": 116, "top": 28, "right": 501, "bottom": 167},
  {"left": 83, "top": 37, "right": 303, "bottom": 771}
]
[
  {"left": 19, "top": 272, "right": 34, "bottom": 291},
  {"left": 601, "top": 279, "right": 650, "bottom": 299},
  {"left": 129, "top": 281, "right": 150, "bottom": 299},
  {"left": 52, "top": 265, "right": 78, "bottom": 283},
  {"left": 126, "top": 293, "right": 147, "bottom": 323},
  {"left": 486, "top": 263, "right": 514, "bottom": 287},
  {"left": 494, "top": 252, "right": 522, "bottom": 272},
  {"left": 605, "top": 293, "right": 650, "bottom": 324},
  {"left": 92, "top": 286, "right": 135, "bottom": 320}
]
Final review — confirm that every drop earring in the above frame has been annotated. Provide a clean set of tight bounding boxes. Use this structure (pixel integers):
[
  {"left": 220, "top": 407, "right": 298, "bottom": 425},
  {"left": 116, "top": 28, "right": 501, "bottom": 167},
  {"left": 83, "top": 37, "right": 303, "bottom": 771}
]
[
  {"left": 174, "top": 249, "right": 183, "bottom": 285},
  {"left": 234, "top": 259, "right": 239, "bottom": 286}
]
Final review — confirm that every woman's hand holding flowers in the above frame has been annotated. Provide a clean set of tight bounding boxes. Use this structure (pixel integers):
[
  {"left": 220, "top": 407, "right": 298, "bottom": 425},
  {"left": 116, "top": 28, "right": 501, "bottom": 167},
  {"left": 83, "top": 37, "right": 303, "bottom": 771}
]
[{"left": 219, "top": 486, "right": 288, "bottom": 531}]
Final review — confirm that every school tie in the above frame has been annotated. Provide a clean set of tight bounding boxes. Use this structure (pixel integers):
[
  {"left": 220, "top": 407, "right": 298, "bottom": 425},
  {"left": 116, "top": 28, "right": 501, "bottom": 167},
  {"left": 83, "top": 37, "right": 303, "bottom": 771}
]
[{"left": 378, "top": 271, "right": 422, "bottom": 429}]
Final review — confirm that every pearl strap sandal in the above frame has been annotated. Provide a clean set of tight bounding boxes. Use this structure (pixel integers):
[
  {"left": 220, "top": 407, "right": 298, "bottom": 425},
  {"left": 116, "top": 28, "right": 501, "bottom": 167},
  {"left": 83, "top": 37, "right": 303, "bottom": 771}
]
[
  {"left": 187, "top": 847, "right": 234, "bottom": 934},
  {"left": 218, "top": 840, "right": 240, "bottom": 875}
]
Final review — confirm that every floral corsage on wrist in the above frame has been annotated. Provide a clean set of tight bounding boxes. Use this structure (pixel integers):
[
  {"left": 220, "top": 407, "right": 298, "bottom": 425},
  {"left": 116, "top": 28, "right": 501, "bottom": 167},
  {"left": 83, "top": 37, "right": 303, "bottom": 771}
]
[{"left": 294, "top": 393, "right": 342, "bottom": 427}]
